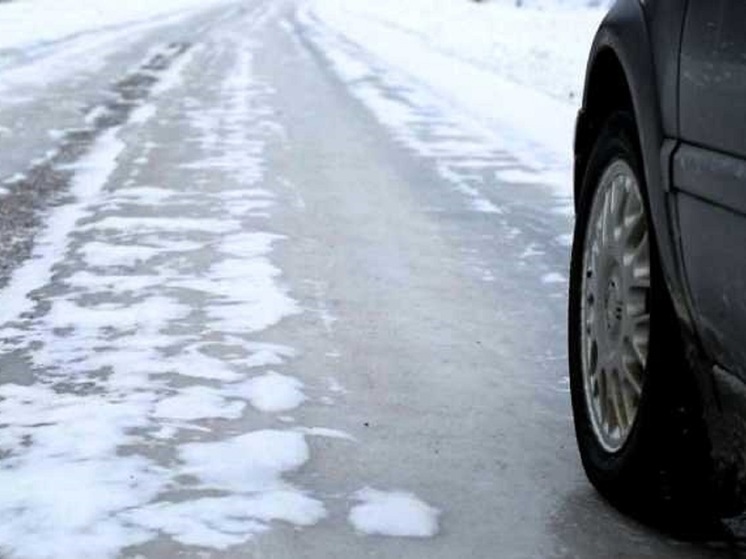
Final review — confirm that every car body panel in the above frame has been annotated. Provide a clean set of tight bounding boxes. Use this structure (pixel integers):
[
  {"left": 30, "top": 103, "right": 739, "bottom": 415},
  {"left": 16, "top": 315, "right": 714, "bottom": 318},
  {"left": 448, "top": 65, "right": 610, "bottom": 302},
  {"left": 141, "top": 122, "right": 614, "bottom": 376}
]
[
  {"left": 680, "top": 0, "right": 746, "bottom": 158},
  {"left": 675, "top": 0, "right": 746, "bottom": 384}
]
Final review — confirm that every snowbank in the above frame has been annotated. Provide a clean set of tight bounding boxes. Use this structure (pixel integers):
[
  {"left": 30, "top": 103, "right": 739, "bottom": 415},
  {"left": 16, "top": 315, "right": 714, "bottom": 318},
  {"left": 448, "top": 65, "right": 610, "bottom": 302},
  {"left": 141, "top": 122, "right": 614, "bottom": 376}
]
[
  {"left": 310, "top": 0, "right": 605, "bottom": 104},
  {"left": 305, "top": 0, "right": 607, "bottom": 196}
]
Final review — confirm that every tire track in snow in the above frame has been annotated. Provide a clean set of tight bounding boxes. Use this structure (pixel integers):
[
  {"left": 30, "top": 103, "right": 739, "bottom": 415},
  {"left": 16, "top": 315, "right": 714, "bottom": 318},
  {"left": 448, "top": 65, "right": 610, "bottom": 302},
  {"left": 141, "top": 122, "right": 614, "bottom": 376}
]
[{"left": 0, "top": 42, "right": 192, "bottom": 303}]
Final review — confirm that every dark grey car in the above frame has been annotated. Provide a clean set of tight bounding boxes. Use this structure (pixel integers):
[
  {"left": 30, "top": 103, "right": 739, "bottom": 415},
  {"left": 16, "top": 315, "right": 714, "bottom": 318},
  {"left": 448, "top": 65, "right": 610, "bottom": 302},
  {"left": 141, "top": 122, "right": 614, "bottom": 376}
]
[{"left": 569, "top": 0, "right": 746, "bottom": 527}]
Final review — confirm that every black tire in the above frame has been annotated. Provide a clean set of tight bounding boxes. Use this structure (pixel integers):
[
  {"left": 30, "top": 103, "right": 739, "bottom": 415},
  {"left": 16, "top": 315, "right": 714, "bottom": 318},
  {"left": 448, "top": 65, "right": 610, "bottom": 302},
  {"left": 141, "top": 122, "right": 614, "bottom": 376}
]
[{"left": 568, "top": 112, "right": 716, "bottom": 529}]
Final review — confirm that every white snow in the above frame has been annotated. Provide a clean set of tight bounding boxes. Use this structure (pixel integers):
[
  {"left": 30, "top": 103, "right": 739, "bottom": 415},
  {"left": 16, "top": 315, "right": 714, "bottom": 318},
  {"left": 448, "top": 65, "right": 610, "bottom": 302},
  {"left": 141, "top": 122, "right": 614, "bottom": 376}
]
[
  {"left": 328, "top": 377, "right": 347, "bottom": 394},
  {"left": 541, "top": 272, "right": 567, "bottom": 284},
  {"left": 179, "top": 430, "right": 311, "bottom": 493},
  {"left": 239, "top": 342, "right": 296, "bottom": 368},
  {"left": 236, "top": 371, "right": 307, "bottom": 413},
  {"left": 64, "top": 270, "right": 164, "bottom": 292},
  {"left": 308, "top": 0, "right": 605, "bottom": 104},
  {"left": 79, "top": 242, "right": 160, "bottom": 267},
  {"left": 110, "top": 185, "right": 174, "bottom": 203},
  {"left": 153, "top": 386, "right": 246, "bottom": 420},
  {"left": 0, "top": 383, "right": 163, "bottom": 558},
  {"left": 0, "top": 128, "right": 125, "bottom": 324},
  {"left": 349, "top": 488, "right": 441, "bottom": 538},
  {"left": 0, "top": 7, "right": 219, "bottom": 102},
  {"left": 44, "top": 295, "right": 188, "bottom": 332},
  {"left": 220, "top": 231, "right": 282, "bottom": 258},
  {"left": 178, "top": 254, "right": 301, "bottom": 334},
  {"left": 150, "top": 43, "right": 203, "bottom": 97},
  {"left": 125, "top": 491, "right": 326, "bottom": 549},
  {"left": 0, "top": 0, "right": 525, "bottom": 552},
  {"left": 0, "top": 20, "right": 331, "bottom": 556},
  {"left": 0, "top": 0, "right": 229, "bottom": 52},
  {"left": 521, "top": 244, "right": 546, "bottom": 259},
  {"left": 296, "top": 427, "right": 356, "bottom": 441},
  {"left": 496, "top": 168, "right": 542, "bottom": 185},
  {"left": 129, "top": 103, "right": 157, "bottom": 125},
  {"left": 2, "top": 172, "right": 26, "bottom": 185},
  {"left": 84, "top": 215, "right": 239, "bottom": 234},
  {"left": 301, "top": 0, "right": 605, "bottom": 200},
  {"left": 162, "top": 348, "right": 244, "bottom": 382}
]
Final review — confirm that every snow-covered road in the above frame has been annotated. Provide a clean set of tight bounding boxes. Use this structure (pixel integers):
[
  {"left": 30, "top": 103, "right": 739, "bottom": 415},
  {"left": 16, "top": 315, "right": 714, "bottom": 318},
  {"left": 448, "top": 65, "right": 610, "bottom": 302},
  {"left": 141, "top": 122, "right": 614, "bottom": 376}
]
[{"left": 0, "top": 0, "right": 738, "bottom": 557}]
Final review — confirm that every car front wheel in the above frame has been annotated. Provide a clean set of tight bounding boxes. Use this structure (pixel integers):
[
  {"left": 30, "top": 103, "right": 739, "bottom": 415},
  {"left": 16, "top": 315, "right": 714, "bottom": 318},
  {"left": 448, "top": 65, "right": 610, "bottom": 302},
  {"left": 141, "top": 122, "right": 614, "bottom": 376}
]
[{"left": 568, "top": 111, "right": 716, "bottom": 527}]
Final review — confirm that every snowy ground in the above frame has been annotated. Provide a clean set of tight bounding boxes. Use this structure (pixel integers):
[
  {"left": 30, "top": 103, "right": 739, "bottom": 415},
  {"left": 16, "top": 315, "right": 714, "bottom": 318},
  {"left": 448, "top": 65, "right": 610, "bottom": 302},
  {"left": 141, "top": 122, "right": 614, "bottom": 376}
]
[
  {"left": 309, "top": 0, "right": 606, "bottom": 104},
  {"left": 304, "top": 0, "right": 607, "bottom": 199},
  {"left": 0, "top": 0, "right": 736, "bottom": 558},
  {"left": 0, "top": 0, "right": 231, "bottom": 99},
  {"left": 0, "top": 2, "right": 446, "bottom": 556},
  {"left": 0, "top": 0, "right": 230, "bottom": 51}
]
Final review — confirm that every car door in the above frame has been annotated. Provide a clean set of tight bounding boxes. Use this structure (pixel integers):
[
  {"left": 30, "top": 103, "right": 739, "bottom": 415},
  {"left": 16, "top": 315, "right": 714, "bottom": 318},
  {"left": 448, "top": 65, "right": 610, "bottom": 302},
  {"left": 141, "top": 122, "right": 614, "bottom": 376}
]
[{"left": 675, "top": 0, "right": 746, "bottom": 380}]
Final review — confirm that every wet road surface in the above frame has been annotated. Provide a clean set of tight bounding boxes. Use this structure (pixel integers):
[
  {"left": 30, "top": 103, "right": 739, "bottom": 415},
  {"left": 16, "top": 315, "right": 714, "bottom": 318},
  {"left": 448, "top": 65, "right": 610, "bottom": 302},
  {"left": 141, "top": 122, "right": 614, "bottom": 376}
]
[{"left": 0, "top": 1, "right": 743, "bottom": 557}]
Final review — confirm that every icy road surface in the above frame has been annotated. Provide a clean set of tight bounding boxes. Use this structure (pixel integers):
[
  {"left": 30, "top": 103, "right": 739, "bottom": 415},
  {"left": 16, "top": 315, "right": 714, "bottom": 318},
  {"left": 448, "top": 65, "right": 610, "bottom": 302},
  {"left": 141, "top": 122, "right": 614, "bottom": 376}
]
[{"left": 0, "top": 0, "right": 740, "bottom": 557}]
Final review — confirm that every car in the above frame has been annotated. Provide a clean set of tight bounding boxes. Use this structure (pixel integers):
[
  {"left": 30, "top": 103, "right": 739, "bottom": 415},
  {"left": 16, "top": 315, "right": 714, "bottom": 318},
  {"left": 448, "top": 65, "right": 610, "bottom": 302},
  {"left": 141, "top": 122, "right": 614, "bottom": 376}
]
[{"left": 568, "top": 0, "right": 746, "bottom": 527}]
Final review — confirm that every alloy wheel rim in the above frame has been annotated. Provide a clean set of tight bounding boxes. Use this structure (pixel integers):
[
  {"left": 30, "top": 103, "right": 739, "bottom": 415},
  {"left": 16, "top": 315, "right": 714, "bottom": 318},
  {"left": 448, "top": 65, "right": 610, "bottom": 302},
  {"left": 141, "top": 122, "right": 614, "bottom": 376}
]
[{"left": 581, "top": 159, "right": 651, "bottom": 453}]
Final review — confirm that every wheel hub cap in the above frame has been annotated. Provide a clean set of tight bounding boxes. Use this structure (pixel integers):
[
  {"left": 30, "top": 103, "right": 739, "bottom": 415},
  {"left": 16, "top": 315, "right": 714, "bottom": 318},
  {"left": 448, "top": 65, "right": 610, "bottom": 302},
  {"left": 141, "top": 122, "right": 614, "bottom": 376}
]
[{"left": 580, "top": 159, "right": 651, "bottom": 453}]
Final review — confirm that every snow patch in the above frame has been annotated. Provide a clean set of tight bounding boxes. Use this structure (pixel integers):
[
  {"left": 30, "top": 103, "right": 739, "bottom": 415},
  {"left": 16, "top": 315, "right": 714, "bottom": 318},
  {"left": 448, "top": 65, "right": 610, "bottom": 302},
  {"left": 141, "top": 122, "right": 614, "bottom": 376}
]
[
  {"left": 79, "top": 242, "right": 160, "bottom": 267},
  {"left": 495, "top": 168, "right": 540, "bottom": 184},
  {"left": 130, "top": 103, "right": 157, "bottom": 124},
  {"left": 153, "top": 386, "right": 245, "bottom": 420},
  {"left": 235, "top": 371, "right": 307, "bottom": 413},
  {"left": 179, "top": 430, "right": 311, "bottom": 492},
  {"left": 126, "top": 491, "right": 326, "bottom": 549},
  {"left": 296, "top": 427, "right": 356, "bottom": 441},
  {"left": 0, "top": 128, "right": 125, "bottom": 323},
  {"left": 541, "top": 272, "right": 567, "bottom": 284},
  {"left": 349, "top": 488, "right": 440, "bottom": 538}
]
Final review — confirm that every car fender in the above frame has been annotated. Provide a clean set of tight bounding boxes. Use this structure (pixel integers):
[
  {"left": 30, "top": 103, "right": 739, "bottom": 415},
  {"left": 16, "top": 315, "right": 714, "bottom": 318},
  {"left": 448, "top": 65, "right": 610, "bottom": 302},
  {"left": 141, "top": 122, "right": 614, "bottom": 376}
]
[{"left": 577, "top": 0, "right": 695, "bottom": 334}]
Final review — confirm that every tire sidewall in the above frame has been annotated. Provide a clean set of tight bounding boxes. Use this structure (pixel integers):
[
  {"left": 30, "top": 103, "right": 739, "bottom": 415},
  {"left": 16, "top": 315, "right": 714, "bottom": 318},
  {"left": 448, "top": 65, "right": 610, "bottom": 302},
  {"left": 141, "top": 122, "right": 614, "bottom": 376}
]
[{"left": 569, "top": 112, "right": 677, "bottom": 505}]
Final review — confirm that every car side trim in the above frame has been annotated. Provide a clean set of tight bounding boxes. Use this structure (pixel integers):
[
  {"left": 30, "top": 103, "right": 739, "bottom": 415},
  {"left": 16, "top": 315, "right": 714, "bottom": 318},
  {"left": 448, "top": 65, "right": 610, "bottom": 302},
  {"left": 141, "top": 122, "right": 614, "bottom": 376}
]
[{"left": 673, "top": 143, "right": 746, "bottom": 217}]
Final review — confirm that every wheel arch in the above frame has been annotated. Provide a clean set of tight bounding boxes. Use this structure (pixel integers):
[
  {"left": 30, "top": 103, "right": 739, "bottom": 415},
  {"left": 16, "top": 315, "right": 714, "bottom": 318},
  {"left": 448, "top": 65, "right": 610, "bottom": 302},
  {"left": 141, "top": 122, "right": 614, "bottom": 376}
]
[
  {"left": 574, "top": 48, "right": 634, "bottom": 207},
  {"left": 574, "top": 0, "right": 691, "bottom": 332}
]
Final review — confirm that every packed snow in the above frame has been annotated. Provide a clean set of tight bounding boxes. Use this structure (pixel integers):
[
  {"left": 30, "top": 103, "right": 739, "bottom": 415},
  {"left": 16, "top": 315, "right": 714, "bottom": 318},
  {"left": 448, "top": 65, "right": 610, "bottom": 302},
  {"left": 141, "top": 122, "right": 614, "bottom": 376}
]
[
  {"left": 309, "top": 0, "right": 607, "bottom": 104},
  {"left": 349, "top": 488, "right": 441, "bottom": 538},
  {"left": 236, "top": 371, "right": 308, "bottom": 412}
]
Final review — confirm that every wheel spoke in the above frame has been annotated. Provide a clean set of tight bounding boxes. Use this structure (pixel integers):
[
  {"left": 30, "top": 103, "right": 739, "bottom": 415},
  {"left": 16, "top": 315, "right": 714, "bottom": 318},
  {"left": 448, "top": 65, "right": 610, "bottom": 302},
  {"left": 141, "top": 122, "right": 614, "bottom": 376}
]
[
  {"left": 622, "top": 339, "right": 644, "bottom": 396},
  {"left": 601, "top": 189, "right": 614, "bottom": 247},
  {"left": 619, "top": 380, "right": 637, "bottom": 432},
  {"left": 610, "top": 176, "right": 628, "bottom": 242},
  {"left": 623, "top": 207, "right": 646, "bottom": 250},
  {"left": 626, "top": 232, "right": 650, "bottom": 289},
  {"left": 608, "top": 367, "right": 626, "bottom": 434}
]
